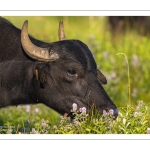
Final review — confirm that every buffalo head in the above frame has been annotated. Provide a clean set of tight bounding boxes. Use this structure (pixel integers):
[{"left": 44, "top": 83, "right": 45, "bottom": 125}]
[{"left": 21, "top": 20, "right": 118, "bottom": 118}]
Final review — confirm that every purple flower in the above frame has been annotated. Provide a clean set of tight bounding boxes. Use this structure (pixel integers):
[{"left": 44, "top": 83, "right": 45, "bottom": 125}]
[
  {"left": 32, "top": 128, "right": 36, "bottom": 132},
  {"left": 134, "top": 112, "right": 139, "bottom": 117},
  {"left": 138, "top": 100, "right": 144, "bottom": 106},
  {"left": 103, "top": 110, "right": 108, "bottom": 117},
  {"left": 147, "top": 128, "right": 150, "bottom": 134},
  {"left": 74, "top": 120, "right": 79, "bottom": 125},
  {"left": 31, "top": 128, "right": 39, "bottom": 134},
  {"left": 72, "top": 103, "right": 77, "bottom": 111},
  {"left": 41, "top": 119, "right": 47, "bottom": 128},
  {"left": 79, "top": 107, "right": 86, "bottom": 113},
  {"left": 109, "top": 109, "right": 114, "bottom": 115}
]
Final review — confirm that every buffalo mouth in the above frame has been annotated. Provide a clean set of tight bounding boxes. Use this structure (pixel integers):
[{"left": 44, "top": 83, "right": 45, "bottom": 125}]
[
  {"left": 60, "top": 98, "right": 118, "bottom": 120},
  {"left": 66, "top": 107, "right": 118, "bottom": 120},
  {"left": 66, "top": 106, "right": 118, "bottom": 120}
]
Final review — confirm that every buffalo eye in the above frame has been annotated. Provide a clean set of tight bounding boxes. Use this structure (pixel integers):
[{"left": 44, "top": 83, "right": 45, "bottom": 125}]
[{"left": 67, "top": 68, "right": 78, "bottom": 77}]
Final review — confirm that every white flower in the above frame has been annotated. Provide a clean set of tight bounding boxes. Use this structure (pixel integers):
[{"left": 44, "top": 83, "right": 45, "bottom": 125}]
[{"left": 72, "top": 103, "right": 77, "bottom": 111}]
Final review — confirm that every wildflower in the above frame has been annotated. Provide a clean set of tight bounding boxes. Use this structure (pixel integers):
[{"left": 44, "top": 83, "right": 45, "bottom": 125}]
[
  {"left": 72, "top": 103, "right": 77, "bottom": 111},
  {"left": 138, "top": 100, "right": 144, "bottom": 106},
  {"left": 53, "top": 125, "right": 57, "bottom": 130},
  {"left": 35, "top": 108, "right": 39, "bottom": 113},
  {"left": 42, "top": 122, "right": 46, "bottom": 128},
  {"left": 32, "top": 128, "right": 36, "bottom": 132},
  {"left": 25, "top": 105, "right": 30, "bottom": 112},
  {"left": 147, "top": 128, "right": 150, "bottom": 134},
  {"left": 79, "top": 107, "right": 86, "bottom": 113},
  {"left": 134, "top": 112, "right": 139, "bottom": 117},
  {"left": 41, "top": 119, "right": 45, "bottom": 123},
  {"left": 109, "top": 109, "right": 114, "bottom": 115},
  {"left": 82, "top": 107, "right": 86, "bottom": 113},
  {"left": 41, "top": 119, "right": 46, "bottom": 128},
  {"left": 74, "top": 120, "right": 79, "bottom": 125},
  {"left": 103, "top": 110, "right": 108, "bottom": 117},
  {"left": 31, "top": 128, "right": 39, "bottom": 134},
  {"left": 136, "top": 106, "right": 140, "bottom": 111},
  {"left": 41, "top": 119, "right": 49, "bottom": 130}
]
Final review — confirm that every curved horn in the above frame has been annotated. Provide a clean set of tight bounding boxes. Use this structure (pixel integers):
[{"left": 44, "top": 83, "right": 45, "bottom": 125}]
[
  {"left": 58, "top": 20, "right": 66, "bottom": 41},
  {"left": 21, "top": 20, "right": 59, "bottom": 62}
]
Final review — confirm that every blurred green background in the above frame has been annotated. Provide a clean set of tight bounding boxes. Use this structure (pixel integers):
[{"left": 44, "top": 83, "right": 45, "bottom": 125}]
[{"left": 0, "top": 16, "right": 150, "bottom": 128}]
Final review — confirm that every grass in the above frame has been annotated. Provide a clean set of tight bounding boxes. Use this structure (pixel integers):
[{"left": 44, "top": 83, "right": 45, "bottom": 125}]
[
  {"left": 1, "top": 101, "right": 150, "bottom": 134},
  {"left": 116, "top": 53, "right": 131, "bottom": 106},
  {"left": 0, "top": 16, "right": 150, "bottom": 134}
]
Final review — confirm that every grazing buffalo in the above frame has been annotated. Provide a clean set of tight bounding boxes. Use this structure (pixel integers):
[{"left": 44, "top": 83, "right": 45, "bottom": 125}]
[{"left": 0, "top": 17, "right": 118, "bottom": 118}]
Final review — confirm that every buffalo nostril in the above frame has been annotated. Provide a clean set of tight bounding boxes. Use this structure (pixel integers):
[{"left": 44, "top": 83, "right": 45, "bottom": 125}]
[{"left": 113, "top": 108, "right": 118, "bottom": 119}]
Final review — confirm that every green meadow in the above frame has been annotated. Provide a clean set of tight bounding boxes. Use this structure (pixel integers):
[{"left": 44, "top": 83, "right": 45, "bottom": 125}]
[{"left": 0, "top": 16, "right": 149, "bottom": 134}]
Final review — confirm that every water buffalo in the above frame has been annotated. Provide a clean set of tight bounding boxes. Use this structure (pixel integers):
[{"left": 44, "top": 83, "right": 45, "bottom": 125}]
[{"left": 0, "top": 17, "right": 118, "bottom": 118}]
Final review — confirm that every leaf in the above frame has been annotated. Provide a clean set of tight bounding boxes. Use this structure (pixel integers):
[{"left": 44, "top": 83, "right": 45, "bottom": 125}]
[
  {"left": 123, "top": 118, "right": 126, "bottom": 125},
  {"left": 126, "top": 122, "right": 131, "bottom": 127},
  {"left": 142, "top": 121, "right": 148, "bottom": 125},
  {"left": 85, "top": 128, "right": 91, "bottom": 132}
]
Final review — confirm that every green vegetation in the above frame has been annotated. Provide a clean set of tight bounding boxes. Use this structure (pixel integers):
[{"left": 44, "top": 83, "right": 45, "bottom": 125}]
[{"left": 0, "top": 16, "right": 150, "bottom": 134}]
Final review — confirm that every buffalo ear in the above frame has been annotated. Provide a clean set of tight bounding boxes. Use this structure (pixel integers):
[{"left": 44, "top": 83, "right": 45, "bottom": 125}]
[{"left": 97, "top": 69, "right": 107, "bottom": 85}]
